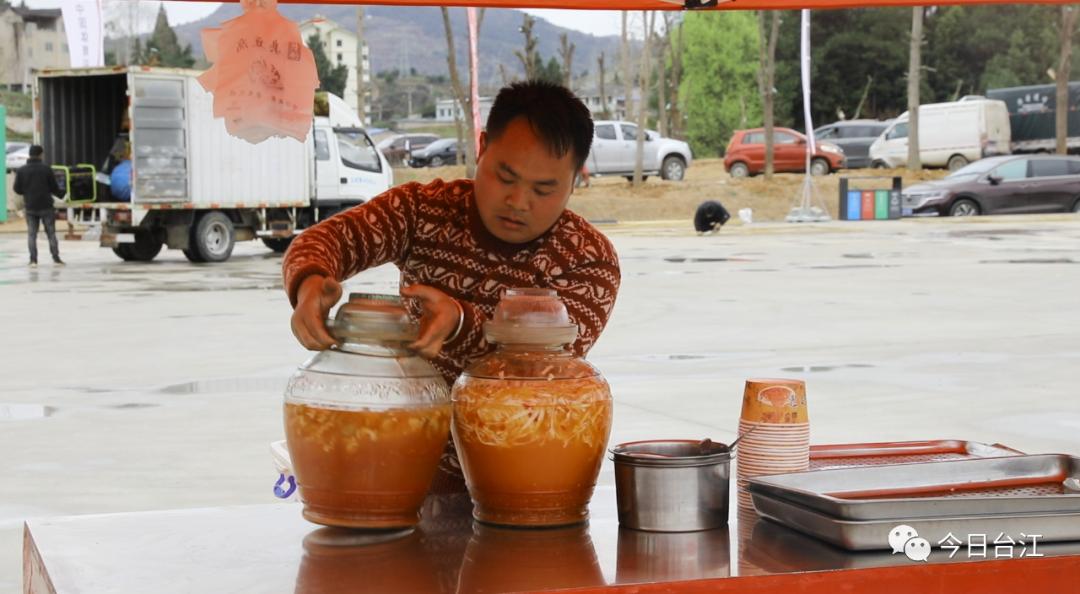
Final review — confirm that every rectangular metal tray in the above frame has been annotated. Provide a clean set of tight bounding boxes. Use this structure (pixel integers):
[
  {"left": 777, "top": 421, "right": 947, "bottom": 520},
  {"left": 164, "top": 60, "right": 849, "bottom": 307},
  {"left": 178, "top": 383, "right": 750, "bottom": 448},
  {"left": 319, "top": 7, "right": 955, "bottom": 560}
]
[
  {"left": 747, "top": 454, "right": 1080, "bottom": 521},
  {"left": 750, "top": 489, "right": 1080, "bottom": 551},
  {"left": 808, "top": 440, "right": 1023, "bottom": 471}
]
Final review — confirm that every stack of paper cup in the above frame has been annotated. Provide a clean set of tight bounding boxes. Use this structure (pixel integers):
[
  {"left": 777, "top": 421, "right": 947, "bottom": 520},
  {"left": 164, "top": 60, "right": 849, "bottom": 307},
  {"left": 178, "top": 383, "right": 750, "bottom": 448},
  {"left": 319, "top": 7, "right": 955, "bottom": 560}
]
[{"left": 736, "top": 378, "right": 809, "bottom": 508}]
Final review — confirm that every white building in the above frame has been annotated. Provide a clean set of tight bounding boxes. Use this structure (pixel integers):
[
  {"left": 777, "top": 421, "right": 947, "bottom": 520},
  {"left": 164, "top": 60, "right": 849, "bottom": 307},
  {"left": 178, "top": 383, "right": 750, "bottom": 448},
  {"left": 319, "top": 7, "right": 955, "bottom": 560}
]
[
  {"left": 299, "top": 15, "right": 372, "bottom": 125},
  {"left": 577, "top": 89, "right": 626, "bottom": 120},
  {"left": 435, "top": 96, "right": 493, "bottom": 124},
  {"left": 0, "top": 4, "right": 69, "bottom": 92}
]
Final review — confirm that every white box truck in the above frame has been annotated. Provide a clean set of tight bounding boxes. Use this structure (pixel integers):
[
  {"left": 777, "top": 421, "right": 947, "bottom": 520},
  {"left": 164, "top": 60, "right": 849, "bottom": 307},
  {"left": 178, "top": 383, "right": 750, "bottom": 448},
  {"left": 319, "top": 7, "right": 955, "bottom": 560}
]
[
  {"left": 34, "top": 66, "right": 392, "bottom": 262},
  {"left": 869, "top": 98, "right": 1011, "bottom": 171}
]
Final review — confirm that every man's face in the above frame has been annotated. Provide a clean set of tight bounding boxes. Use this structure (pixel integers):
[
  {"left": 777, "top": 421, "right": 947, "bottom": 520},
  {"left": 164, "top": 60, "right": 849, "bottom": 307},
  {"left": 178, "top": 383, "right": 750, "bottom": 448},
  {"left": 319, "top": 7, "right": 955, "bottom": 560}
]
[{"left": 474, "top": 117, "right": 577, "bottom": 244}]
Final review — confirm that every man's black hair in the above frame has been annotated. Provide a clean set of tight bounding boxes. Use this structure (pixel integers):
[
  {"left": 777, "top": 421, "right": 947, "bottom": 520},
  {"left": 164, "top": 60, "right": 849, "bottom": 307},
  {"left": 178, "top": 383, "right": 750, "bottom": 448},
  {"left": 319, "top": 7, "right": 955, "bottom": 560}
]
[
  {"left": 29, "top": 145, "right": 44, "bottom": 158},
  {"left": 485, "top": 80, "right": 594, "bottom": 172}
]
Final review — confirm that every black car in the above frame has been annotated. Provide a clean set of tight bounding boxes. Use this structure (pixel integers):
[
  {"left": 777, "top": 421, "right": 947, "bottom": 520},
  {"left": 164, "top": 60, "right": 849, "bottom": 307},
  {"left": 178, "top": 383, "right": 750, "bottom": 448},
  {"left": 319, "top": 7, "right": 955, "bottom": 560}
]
[
  {"left": 814, "top": 120, "right": 889, "bottom": 169},
  {"left": 902, "top": 154, "right": 1080, "bottom": 216},
  {"left": 409, "top": 138, "right": 461, "bottom": 168}
]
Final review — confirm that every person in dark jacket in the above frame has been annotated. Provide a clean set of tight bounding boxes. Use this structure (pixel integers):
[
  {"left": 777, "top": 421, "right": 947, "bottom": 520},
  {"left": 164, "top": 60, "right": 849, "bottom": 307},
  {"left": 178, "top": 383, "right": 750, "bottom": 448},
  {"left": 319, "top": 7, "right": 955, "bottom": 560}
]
[{"left": 14, "top": 145, "right": 66, "bottom": 267}]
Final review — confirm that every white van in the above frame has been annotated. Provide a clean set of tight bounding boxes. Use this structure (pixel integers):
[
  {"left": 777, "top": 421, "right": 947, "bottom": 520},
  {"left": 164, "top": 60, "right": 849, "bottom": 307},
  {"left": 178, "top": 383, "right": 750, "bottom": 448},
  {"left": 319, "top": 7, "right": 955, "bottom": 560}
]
[{"left": 870, "top": 98, "right": 1011, "bottom": 171}]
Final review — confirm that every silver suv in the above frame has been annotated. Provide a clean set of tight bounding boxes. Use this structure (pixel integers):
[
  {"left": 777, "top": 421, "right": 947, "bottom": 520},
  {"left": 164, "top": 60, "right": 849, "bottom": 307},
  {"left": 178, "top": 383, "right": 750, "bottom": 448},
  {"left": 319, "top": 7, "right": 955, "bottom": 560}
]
[{"left": 587, "top": 120, "right": 693, "bottom": 181}]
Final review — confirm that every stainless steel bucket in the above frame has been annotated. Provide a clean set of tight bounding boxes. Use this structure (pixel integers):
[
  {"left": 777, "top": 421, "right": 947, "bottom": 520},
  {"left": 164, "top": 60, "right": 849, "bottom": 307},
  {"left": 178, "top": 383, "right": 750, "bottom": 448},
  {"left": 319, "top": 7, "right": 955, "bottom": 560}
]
[{"left": 611, "top": 439, "right": 731, "bottom": 532}]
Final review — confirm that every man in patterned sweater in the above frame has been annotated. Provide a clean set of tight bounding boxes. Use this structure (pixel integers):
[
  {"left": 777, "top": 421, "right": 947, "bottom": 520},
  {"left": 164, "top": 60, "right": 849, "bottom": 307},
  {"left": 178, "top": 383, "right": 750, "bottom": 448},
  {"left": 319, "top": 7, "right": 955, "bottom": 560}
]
[{"left": 284, "top": 81, "right": 621, "bottom": 489}]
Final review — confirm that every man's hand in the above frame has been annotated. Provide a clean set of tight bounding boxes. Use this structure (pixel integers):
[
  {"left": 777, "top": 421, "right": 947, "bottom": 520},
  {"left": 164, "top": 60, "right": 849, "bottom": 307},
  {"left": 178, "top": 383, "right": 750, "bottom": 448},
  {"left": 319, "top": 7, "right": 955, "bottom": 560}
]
[
  {"left": 401, "top": 284, "right": 463, "bottom": 359},
  {"left": 291, "top": 275, "right": 343, "bottom": 350}
]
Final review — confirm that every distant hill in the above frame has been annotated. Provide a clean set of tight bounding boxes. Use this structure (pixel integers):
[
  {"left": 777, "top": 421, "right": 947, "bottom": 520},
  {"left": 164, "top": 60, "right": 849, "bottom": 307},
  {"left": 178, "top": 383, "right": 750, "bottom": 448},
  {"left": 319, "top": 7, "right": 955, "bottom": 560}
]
[{"left": 171, "top": 5, "right": 624, "bottom": 91}]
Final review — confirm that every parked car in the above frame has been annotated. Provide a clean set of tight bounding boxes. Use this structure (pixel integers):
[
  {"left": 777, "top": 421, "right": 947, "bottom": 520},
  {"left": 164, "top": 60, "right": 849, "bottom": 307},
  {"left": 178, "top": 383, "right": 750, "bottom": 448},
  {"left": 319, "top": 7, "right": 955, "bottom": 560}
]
[
  {"left": 902, "top": 154, "right": 1080, "bottom": 216},
  {"left": 587, "top": 121, "right": 693, "bottom": 181},
  {"left": 724, "top": 127, "right": 845, "bottom": 178},
  {"left": 409, "top": 138, "right": 461, "bottom": 168},
  {"left": 377, "top": 133, "right": 440, "bottom": 166},
  {"left": 870, "top": 98, "right": 1010, "bottom": 171},
  {"left": 813, "top": 120, "right": 888, "bottom": 169},
  {"left": 6, "top": 144, "right": 30, "bottom": 172}
]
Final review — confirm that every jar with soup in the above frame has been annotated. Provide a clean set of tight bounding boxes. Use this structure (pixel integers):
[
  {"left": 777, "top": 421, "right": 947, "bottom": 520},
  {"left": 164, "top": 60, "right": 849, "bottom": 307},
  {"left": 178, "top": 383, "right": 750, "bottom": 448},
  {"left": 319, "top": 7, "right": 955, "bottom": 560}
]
[
  {"left": 451, "top": 288, "right": 613, "bottom": 527},
  {"left": 284, "top": 293, "right": 450, "bottom": 529}
]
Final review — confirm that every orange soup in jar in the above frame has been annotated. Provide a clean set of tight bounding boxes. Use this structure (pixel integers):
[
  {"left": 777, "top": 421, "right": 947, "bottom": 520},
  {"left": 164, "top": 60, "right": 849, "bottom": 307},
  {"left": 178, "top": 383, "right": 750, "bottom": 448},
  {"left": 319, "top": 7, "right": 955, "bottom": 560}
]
[
  {"left": 453, "top": 376, "right": 611, "bottom": 526},
  {"left": 286, "top": 403, "right": 451, "bottom": 528}
]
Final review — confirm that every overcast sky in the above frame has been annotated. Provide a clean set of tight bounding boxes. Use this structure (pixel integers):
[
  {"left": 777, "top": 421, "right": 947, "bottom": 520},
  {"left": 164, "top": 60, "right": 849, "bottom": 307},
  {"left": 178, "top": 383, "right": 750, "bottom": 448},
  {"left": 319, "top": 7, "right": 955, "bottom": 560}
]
[{"left": 25, "top": 1, "right": 630, "bottom": 37}]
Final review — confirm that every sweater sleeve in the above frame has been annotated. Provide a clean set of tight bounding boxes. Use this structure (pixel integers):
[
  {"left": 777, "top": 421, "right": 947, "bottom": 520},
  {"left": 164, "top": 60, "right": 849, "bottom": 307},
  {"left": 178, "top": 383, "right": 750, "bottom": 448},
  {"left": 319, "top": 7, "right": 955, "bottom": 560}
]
[{"left": 282, "top": 183, "right": 421, "bottom": 306}]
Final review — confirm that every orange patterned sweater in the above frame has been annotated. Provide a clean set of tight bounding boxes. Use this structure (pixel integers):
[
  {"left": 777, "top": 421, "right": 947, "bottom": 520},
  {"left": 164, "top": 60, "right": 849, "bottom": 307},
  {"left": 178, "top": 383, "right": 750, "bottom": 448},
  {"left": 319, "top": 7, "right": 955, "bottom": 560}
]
[{"left": 283, "top": 178, "right": 621, "bottom": 386}]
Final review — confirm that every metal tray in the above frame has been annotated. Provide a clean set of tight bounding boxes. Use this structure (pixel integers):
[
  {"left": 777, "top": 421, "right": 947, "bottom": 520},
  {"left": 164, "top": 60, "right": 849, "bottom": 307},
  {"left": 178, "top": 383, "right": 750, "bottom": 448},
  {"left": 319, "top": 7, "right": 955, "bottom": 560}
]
[
  {"left": 809, "top": 440, "right": 1023, "bottom": 471},
  {"left": 750, "top": 489, "right": 1080, "bottom": 551},
  {"left": 747, "top": 454, "right": 1080, "bottom": 521}
]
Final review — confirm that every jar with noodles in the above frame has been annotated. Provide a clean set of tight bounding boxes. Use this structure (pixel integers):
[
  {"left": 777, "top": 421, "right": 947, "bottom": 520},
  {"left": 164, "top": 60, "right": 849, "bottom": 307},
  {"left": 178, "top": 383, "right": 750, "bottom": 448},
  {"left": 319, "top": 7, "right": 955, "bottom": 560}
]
[
  {"left": 284, "top": 293, "right": 450, "bottom": 529},
  {"left": 451, "top": 288, "right": 613, "bottom": 527}
]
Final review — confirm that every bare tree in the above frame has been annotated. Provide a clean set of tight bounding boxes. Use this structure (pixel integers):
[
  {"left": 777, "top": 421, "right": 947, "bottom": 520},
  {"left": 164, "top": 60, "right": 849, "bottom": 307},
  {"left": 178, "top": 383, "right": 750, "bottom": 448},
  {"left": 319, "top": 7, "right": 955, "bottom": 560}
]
[
  {"left": 632, "top": 11, "right": 655, "bottom": 187},
  {"left": 1057, "top": 6, "right": 1079, "bottom": 155},
  {"left": 441, "top": 7, "right": 485, "bottom": 176},
  {"left": 597, "top": 52, "right": 610, "bottom": 119},
  {"left": 907, "top": 7, "right": 923, "bottom": 171},
  {"left": 853, "top": 76, "right": 873, "bottom": 120},
  {"left": 498, "top": 64, "right": 512, "bottom": 86},
  {"left": 514, "top": 15, "right": 539, "bottom": 81},
  {"left": 664, "top": 13, "right": 685, "bottom": 139},
  {"left": 657, "top": 23, "right": 668, "bottom": 137},
  {"left": 355, "top": 7, "right": 367, "bottom": 125},
  {"left": 559, "top": 33, "right": 575, "bottom": 88},
  {"left": 621, "top": 12, "right": 631, "bottom": 120},
  {"left": 757, "top": 11, "right": 781, "bottom": 180}
]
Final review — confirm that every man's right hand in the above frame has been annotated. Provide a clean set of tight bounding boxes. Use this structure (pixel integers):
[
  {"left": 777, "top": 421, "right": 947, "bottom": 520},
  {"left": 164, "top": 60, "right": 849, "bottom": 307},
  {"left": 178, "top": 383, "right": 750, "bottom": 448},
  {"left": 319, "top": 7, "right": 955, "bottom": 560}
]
[{"left": 291, "top": 275, "right": 343, "bottom": 350}]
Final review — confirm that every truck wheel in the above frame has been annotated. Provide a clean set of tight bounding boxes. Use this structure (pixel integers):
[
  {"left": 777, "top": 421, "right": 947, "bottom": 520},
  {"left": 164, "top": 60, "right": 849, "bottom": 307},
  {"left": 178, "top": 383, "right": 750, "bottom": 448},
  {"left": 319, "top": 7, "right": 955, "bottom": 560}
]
[
  {"left": 729, "top": 162, "right": 750, "bottom": 178},
  {"left": 624, "top": 175, "right": 649, "bottom": 183},
  {"left": 661, "top": 156, "right": 686, "bottom": 181},
  {"left": 182, "top": 248, "right": 204, "bottom": 263},
  {"left": 947, "top": 154, "right": 969, "bottom": 171},
  {"left": 430, "top": 156, "right": 444, "bottom": 167},
  {"left": 111, "top": 232, "right": 163, "bottom": 262},
  {"left": 262, "top": 237, "right": 294, "bottom": 253},
  {"left": 192, "top": 212, "right": 235, "bottom": 263},
  {"left": 810, "top": 158, "right": 830, "bottom": 176},
  {"left": 871, "top": 161, "right": 889, "bottom": 169}
]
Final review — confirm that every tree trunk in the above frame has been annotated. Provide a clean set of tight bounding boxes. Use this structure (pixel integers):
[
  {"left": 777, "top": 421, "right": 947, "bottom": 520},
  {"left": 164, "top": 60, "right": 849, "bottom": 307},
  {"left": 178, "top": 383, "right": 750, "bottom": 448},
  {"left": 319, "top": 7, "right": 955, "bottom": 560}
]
[
  {"left": 354, "top": 7, "right": 366, "bottom": 126},
  {"left": 666, "top": 14, "right": 684, "bottom": 138},
  {"left": 559, "top": 33, "right": 575, "bottom": 88},
  {"left": 598, "top": 52, "right": 610, "bottom": 120},
  {"left": 657, "top": 28, "right": 668, "bottom": 138},
  {"left": 758, "top": 11, "right": 780, "bottom": 180},
  {"left": 853, "top": 76, "right": 872, "bottom": 120},
  {"left": 907, "top": 6, "right": 923, "bottom": 171},
  {"left": 1057, "top": 6, "right": 1079, "bottom": 155},
  {"left": 442, "top": 8, "right": 476, "bottom": 174},
  {"left": 633, "top": 12, "right": 655, "bottom": 187},
  {"left": 621, "top": 12, "right": 631, "bottom": 120}
]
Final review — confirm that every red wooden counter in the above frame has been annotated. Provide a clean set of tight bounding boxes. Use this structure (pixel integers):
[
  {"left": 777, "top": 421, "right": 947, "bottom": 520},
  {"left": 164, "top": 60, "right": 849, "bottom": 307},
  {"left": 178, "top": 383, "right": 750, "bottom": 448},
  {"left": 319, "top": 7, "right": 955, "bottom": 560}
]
[{"left": 23, "top": 484, "right": 1080, "bottom": 593}]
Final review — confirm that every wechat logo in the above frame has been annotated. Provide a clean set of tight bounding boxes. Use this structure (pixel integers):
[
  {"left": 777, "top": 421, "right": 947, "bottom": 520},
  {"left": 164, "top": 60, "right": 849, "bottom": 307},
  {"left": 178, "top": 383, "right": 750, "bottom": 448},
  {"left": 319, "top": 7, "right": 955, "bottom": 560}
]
[{"left": 889, "top": 524, "right": 931, "bottom": 562}]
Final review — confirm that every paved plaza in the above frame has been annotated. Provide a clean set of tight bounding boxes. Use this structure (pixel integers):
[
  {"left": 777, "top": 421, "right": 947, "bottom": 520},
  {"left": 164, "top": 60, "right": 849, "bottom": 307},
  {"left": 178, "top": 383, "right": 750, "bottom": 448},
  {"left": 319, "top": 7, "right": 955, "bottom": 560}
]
[{"left": 2, "top": 215, "right": 1079, "bottom": 592}]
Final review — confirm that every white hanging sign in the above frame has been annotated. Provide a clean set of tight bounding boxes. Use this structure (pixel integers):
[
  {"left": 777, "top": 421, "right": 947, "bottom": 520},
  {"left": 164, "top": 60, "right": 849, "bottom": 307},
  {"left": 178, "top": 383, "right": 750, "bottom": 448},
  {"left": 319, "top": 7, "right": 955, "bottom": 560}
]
[{"left": 60, "top": 0, "right": 105, "bottom": 68}]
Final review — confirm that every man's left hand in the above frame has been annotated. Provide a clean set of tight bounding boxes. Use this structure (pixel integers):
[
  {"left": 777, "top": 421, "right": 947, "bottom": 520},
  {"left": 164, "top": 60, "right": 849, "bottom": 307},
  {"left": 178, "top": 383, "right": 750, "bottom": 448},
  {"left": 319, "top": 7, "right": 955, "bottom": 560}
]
[{"left": 401, "top": 284, "right": 463, "bottom": 359}]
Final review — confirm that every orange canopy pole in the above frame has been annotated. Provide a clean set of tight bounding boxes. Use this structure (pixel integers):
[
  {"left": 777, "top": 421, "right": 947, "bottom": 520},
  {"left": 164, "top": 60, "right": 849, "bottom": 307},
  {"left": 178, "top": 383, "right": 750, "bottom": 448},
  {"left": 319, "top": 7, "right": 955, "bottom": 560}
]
[{"left": 175, "top": 0, "right": 1080, "bottom": 11}]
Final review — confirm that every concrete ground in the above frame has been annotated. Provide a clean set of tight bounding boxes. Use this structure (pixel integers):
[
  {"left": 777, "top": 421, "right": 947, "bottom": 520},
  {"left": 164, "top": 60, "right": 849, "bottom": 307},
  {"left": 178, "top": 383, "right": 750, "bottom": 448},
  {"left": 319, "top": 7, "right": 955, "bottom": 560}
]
[{"left": 2, "top": 214, "right": 1080, "bottom": 592}]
